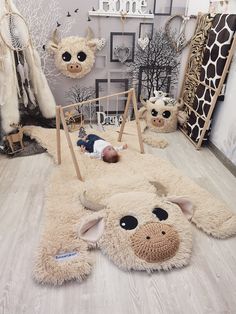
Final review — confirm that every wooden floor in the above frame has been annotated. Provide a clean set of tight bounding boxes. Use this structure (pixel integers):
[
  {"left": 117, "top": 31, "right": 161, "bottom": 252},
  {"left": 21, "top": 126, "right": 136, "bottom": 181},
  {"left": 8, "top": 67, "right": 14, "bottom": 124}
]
[{"left": 0, "top": 130, "right": 236, "bottom": 314}]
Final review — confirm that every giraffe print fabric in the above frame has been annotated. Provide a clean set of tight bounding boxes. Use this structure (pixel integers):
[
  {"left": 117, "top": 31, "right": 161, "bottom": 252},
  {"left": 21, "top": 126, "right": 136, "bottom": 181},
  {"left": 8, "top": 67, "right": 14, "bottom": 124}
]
[
  {"left": 186, "top": 14, "right": 236, "bottom": 143},
  {"left": 182, "top": 14, "right": 214, "bottom": 107}
]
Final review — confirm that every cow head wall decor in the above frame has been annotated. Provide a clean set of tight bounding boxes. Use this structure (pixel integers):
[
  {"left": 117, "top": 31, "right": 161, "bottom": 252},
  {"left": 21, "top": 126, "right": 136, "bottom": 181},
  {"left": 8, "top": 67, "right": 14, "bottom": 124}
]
[{"left": 48, "top": 28, "right": 101, "bottom": 79}]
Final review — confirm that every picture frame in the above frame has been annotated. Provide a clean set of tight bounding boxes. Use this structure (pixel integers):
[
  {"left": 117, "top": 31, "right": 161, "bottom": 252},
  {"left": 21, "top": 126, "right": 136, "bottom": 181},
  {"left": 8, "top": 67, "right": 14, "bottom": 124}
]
[
  {"left": 110, "top": 32, "right": 136, "bottom": 63},
  {"left": 138, "top": 66, "right": 172, "bottom": 101},
  {"left": 95, "top": 78, "right": 129, "bottom": 115},
  {"left": 139, "top": 23, "right": 154, "bottom": 39},
  {"left": 153, "top": 0, "right": 173, "bottom": 16}
]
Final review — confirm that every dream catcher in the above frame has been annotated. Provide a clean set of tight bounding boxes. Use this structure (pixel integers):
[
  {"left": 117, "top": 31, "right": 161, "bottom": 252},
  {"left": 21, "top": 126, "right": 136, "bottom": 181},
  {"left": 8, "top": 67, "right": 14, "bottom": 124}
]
[
  {"left": 114, "top": 13, "right": 131, "bottom": 63},
  {"left": 0, "top": 0, "right": 36, "bottom": 108}
]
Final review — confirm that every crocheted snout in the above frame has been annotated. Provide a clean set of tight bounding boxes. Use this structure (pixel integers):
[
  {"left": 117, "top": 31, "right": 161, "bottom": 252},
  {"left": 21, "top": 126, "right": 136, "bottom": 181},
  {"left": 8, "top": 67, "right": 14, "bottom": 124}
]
[{"left": 131, "top": 222, "right": 180, "bottom": 263}]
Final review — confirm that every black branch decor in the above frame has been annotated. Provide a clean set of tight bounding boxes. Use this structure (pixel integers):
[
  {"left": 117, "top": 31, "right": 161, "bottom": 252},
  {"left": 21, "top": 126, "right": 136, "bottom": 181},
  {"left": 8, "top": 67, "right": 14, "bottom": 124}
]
[
  {"left": 65, "top": 85, "right": 95, "bottom": 104},
  {"left": 127, "top": 29, "right": 180, "bottom": 100},
  {"left": 65, "top": 85, "right": 96, "bottom": 121}
]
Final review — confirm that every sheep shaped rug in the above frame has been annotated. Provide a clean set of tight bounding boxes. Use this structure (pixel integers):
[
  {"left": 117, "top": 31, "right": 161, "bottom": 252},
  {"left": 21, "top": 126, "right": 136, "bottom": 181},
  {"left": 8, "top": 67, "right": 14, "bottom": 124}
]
[
  {"left": 25, "top": 125, "right": 236, "bottom": 285},
  {"left": 139, "top": 91, "right": 187, "bottom": 148}
]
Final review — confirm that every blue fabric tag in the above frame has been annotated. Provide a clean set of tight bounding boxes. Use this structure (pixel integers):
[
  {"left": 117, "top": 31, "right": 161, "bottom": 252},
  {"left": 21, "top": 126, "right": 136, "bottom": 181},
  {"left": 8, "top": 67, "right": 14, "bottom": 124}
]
[{"left": 55, "top": 252, "right": 78, "bottom": 261}]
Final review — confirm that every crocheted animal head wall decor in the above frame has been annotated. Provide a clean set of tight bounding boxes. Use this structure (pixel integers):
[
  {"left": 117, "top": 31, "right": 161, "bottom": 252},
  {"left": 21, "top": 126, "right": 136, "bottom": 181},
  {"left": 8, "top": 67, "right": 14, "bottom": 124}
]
[
  {"left": 139, "top": 91, "right": 185, "bottom": 133},
  {"left": 48, "top": 28, "right": 100, "bottom": 79},
  {"left": 78, "top": 188, "right": 193, "bottom": 272}
]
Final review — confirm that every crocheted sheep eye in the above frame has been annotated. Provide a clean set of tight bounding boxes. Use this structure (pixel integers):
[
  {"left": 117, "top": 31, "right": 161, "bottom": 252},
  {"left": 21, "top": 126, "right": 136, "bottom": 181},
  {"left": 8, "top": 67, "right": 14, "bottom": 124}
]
[
  {"left": 77, "top": 51, "right": 87, "bottom": 62},
  {"left": 151, "top": 109, "right": 158, "bottom": 117},
  {"left": 62, "top": 51, "right": 72, "bottom": 62},
  {"left": 152, "top": 208, "right": 168, "bottom": 221},
  {"left": 120, "top": 216, "right": 138, "bottom": 230},
  {"left": 162, "top": 110, "right": 171, "bottom": 119}
]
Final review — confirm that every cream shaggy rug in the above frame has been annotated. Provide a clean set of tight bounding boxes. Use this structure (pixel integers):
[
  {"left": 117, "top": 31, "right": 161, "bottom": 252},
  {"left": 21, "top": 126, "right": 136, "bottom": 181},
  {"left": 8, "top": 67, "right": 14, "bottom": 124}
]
[{"left": 25, "top": 122, "right": 236, "bottom": 285}]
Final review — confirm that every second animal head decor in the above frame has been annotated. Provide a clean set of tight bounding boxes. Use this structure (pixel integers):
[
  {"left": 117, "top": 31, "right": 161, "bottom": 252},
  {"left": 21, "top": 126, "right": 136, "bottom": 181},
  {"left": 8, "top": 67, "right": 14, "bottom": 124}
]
[
  {"left": 138, "top": 90, "right": 188, "bottom": 148},
  {"left": 139, "top": 92, "right": 181, "bottom": 133},
  {"left": 48, "top": 28, "right": 104, "bottom": 79}
]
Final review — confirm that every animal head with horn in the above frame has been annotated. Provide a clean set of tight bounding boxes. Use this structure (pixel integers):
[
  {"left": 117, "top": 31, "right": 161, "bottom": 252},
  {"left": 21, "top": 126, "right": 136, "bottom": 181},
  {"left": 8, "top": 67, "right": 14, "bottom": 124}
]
[
  {"left": 139, "top": 92, "right": 184, "bottom": 133},
  {"left": 48, "top": 27, "right": 99, "bottom": 79},
  {"left": 77, "top": 175, "right": 194, "bottom": 272}
]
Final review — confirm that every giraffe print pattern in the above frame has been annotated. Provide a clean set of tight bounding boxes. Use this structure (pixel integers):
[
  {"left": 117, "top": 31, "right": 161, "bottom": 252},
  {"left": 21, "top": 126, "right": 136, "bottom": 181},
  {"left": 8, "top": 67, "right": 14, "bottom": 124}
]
[
  {"left": 186, "top": 14, "right": 236, "bottom": 143},
  {"left": 182, "top": 14, "right": 214, "bottom": 107}
]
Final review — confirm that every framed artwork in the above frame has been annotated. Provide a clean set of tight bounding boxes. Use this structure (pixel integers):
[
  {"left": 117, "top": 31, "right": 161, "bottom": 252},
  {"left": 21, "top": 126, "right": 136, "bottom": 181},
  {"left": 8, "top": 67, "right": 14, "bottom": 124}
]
[
  {"left": 139, "top": 23, "right": 154, "bottom": 39},
  {"left": 110, "top": 32, "right": 136, "bottom": 63},
  {"left": 154, "top": 0, "right": 173, "bottom": 16},
  {"left": 138, "top": 66, "right": 172, "bottom": 101},
  {"left": 95, "top": 78, "right": 129, "bottom": 114},
  {"left": 95, "top": 55, "right": 107, "bottom": 69}
]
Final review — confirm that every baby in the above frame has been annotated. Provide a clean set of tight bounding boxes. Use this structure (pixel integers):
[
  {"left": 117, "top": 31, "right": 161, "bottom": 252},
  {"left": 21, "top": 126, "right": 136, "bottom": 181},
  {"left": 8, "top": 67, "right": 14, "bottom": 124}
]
[{"left": 77, "top": 134, "right": 127, "bottom": 163}]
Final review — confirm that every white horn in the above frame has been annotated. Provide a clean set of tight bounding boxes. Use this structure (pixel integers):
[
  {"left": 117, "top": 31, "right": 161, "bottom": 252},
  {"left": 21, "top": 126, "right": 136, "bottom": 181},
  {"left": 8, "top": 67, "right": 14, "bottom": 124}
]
[
  {"left": 52, "top": 29, "right": 60, "bottom": 45},
  {"left": 86, "top": 27, "right": 94, "bottom": 40},
  {"left": 140, "top": 95, "right": 147, "bottom": 107},
  {"left": 80, "top": 191, "right": 105, "bottom": 211}
]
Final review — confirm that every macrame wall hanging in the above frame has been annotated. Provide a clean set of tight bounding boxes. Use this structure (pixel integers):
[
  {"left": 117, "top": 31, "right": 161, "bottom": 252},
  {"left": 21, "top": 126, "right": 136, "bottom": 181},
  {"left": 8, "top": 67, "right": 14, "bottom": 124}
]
[
  {"left": 0, "top": 1, "right": 35, "bottom": 110},
  {"left": 0, "top": 0, "right": 56, "bottom": 136},
  {"left": 178, "top": 13, "right": 236, "bottom": 149}
]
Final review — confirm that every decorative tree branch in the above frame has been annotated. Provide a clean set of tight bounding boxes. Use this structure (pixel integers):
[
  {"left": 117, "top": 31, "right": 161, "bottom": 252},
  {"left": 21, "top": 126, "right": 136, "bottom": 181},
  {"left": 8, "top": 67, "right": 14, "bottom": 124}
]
[
  {"left": 127, "top": 29, "right": 180, "bottom": 100},
  {"left": 65, "top": 85, "right": 96, "bottom": 121}
]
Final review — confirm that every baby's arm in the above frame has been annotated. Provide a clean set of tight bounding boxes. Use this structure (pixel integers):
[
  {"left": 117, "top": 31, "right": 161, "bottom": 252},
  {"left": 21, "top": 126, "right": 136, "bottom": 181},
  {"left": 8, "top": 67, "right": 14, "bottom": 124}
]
[
  {"left": 79, "top": 146, "right": 101, "bottom": 159},
  {"left": 114, "top": 144, "right": 128, "bottom": 152},
  {"left": 84, "top": 152, "right": 101, "bottom": 159}
]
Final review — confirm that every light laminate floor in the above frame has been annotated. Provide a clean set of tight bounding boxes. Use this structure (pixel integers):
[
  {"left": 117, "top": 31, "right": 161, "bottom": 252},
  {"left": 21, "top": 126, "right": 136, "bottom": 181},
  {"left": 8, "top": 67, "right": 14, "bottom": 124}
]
[{"left": 0, "top": 130, "right": 236, "bottom": 314}]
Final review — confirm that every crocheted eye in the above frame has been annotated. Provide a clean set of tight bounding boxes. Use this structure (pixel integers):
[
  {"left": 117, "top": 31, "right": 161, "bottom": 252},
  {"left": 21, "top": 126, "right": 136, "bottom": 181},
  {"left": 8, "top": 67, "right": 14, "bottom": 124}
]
[
  {"left": 77, "top": 51, "right": 87, "bottom": 62},
  {"left": 62, "top": 51, "right": 72, "bottom": 62},
  {"left": 152, "top": 208, "right": 168, "bottom": 221},
  {"left": 162, "top": 110, "right": 171, "bottom": 119},
  {"left": 151, "top": 109, "right": 158, "bottom": 117},
  {"left": 120, "top": 215, "right": 138, "bottom": 230}
]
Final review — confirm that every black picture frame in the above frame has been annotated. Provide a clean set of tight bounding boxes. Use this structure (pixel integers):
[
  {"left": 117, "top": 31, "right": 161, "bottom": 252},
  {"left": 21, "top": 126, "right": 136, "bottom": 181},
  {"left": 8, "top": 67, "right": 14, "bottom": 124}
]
[
  {"left": 95, "top": 78, "right": 129, "bottom": 114},
  {"left": 138, "top": 66, "right": 172, "bottom": 101},
  {"left": 139, "top": 23, "right": 154, "bottom": 39},
  {"left": 153, "top": 0, "right": 173, "bottom": 16},
  {"left": 110, "top": 32, "right": 136, "bottom": 62}
]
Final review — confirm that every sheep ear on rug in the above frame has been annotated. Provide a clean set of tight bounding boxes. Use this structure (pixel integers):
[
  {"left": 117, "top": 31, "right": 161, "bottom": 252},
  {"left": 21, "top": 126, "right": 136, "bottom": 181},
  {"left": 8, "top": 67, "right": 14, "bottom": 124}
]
[
  {"left": 79, "top": 213, "right": 105, "bottom": 243},
  {"left": 167, "top": 196, "right": 193, "bottom": 221}
]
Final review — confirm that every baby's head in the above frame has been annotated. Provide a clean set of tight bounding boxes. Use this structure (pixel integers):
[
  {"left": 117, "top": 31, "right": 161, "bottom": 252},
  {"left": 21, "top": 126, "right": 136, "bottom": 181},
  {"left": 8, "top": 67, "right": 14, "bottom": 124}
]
[{"left": 102, "top": 146, "right": 120, "bottom": 163}]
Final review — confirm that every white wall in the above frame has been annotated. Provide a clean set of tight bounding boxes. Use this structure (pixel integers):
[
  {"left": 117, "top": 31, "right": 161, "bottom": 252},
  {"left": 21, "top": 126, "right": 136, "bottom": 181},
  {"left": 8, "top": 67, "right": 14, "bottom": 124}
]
[{"left": 210, "top": 0, "right": 236, "bottom": 165}]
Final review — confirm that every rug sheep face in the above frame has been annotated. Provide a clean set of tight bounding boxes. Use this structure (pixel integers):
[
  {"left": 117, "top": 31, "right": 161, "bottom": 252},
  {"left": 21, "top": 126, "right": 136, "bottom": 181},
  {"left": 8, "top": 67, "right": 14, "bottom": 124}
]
[
  {"left": 48, "top": 29, "right": 97, "bottom": 79},
  {"left": 79, "top": 191, "right": 193, "bottom": 271}
]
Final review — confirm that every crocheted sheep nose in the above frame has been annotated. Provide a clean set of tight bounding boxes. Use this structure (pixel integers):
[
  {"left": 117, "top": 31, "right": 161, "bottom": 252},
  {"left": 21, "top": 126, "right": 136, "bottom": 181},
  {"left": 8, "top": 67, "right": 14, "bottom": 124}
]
[
  {"left": 131, "top": 222, "right": 180, "bottom": 263},
  {"left": 152, "top": 117, "right": 164, "bottom": 127},
  {"left": 67, "top": 63, "right": 82, "bottom": 73}
]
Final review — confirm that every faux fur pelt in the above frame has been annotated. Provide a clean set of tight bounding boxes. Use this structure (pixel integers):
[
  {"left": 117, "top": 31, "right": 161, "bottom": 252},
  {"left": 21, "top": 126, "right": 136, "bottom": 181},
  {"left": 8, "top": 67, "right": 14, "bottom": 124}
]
[{"left": 24, "top": 123, "right": 236, "bottom": 285}]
